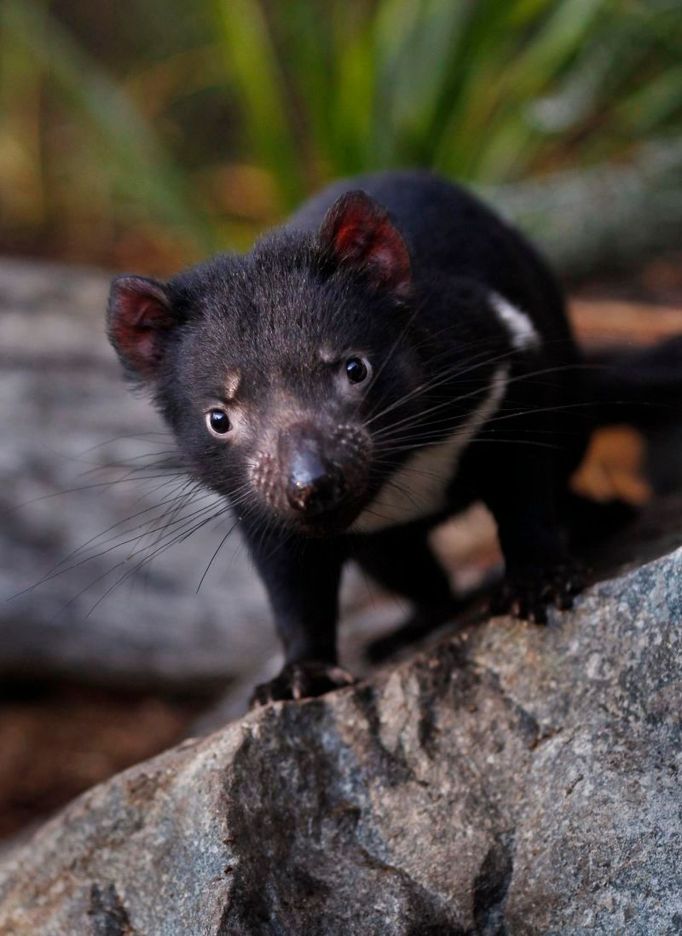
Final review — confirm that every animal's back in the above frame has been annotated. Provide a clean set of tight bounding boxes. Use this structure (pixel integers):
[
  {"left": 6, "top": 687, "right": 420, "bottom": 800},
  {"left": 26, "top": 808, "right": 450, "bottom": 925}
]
[{"left": 289, "top": 170, "right": 573, "bottom": 351}]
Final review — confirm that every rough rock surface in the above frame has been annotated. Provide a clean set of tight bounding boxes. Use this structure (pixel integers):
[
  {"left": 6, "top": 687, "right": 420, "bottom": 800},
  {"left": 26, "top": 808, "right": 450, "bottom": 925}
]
[{"left": 0, "top": 546, "right": 680, "bottom": 934}]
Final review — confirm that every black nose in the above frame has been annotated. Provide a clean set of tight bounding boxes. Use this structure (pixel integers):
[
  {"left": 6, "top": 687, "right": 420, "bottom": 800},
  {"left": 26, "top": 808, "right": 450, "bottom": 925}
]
[
  {"left": 285, "top": 448, "right": 347, "bottom": 516},
  {"left": 286, "top": 451, "right": 347, "bottom": 515}
]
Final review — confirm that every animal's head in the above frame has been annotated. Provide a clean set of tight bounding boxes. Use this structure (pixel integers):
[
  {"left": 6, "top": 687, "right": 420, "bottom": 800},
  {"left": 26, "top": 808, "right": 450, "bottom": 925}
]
[{"left": 107, "top": 191, "right": 509, "bottom": 535}]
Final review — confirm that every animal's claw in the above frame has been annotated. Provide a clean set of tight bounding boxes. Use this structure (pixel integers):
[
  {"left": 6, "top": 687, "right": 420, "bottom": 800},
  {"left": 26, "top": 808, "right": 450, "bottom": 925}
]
[
  {"left": 491, "top": 561, "right": 586, "bottom": 624},
  {"left": 250, "top": 660, "right": 355, "bottom": 707}
]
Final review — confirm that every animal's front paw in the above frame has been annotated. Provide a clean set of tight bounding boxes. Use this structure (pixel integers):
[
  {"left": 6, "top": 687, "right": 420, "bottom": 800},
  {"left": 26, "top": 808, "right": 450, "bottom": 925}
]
[
  {"left": 490, "top": 560, "right": 585, "bottom": 624},
  {"left": 250, "top": 660, "right": 355, "bottom": 707}
]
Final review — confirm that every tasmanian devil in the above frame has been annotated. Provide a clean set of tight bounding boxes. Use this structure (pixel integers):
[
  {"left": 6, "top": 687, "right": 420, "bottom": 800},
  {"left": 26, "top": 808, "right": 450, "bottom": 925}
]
[{"left": 106, "top": 170, "right": 681, "bottom": 703}]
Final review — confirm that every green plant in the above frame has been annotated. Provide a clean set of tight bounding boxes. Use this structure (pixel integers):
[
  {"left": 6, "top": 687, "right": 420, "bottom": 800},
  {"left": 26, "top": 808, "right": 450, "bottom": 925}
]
[{"left": 1, "top": 0, "right": 680, "bottom": 266}]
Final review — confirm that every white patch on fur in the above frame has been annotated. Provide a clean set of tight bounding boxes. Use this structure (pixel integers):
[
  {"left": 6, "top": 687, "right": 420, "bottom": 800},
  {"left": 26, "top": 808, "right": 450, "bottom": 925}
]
[
  {"left": 351, "top": 365, "right": 509, "bottom": 533},
  {"left": 489, "top": 291, "right": 539, "bottom": 351}
]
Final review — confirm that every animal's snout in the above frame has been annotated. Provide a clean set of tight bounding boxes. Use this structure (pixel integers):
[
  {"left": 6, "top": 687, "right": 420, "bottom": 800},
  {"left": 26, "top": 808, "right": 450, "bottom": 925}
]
[
  {"left": 280, "top": 426, "right": 348, "bottom": 517},
  {"left": 286, "top": 453, "right": 347, "bottom": 515}
]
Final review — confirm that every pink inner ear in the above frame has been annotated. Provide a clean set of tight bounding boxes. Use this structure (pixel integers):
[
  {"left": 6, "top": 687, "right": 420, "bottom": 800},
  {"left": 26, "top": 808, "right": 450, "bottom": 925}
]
[
  {"left": 132, "top": 298, "right": 159, "bottom": 328},
  {"left": 109, "top": 277, "right": 174, "bottom": 376},
  {"left": 117, "top": 286, "right": 172, "bottom": 330},
  {"left": 323, "top": 192, "right": 411, "bottom": 297},
  {"left": 334, "top": 216, "right": 372, "bottom": 258}
]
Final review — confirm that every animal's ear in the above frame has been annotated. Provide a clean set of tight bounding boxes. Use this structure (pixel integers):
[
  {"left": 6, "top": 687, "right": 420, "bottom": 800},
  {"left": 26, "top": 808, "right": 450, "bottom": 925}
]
[
  {"left": 319, "top": 191, "right": 411, "bottom": 298},
  {"left": 107, "top": 275, "right": 179, "bottom": 380}
]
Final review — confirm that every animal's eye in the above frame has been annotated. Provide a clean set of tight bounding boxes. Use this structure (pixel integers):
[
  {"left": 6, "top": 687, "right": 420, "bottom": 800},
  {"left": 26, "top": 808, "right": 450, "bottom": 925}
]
[
  {"left": 345, "top": 356, "right": 370, "bottom": 385},
  {"left": 206, "top": 408, "right": 231, "bottom": 436}
]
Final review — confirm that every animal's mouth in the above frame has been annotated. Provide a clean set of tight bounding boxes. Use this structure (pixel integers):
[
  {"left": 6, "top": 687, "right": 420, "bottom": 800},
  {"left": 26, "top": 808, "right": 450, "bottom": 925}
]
[{"left": 286, "top": 496, "right": 366, "bottom": 537}]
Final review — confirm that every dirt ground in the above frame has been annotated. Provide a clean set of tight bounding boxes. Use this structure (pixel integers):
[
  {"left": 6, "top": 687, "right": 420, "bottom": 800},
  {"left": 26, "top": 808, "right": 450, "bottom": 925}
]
[{"left": 1, "top": 253, "right": 680, "bottom": 846}]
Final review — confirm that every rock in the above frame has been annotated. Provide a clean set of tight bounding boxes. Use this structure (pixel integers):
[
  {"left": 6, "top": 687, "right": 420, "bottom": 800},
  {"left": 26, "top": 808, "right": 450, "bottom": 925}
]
[{"left": 0, "top": 547, "right": 680, "bottom": 933}]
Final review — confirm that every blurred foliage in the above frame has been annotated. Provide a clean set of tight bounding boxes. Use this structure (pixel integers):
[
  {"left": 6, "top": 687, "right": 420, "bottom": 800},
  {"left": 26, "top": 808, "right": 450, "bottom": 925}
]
[{"left": 0, "top": 0, "right": 680, "bottom": 271}]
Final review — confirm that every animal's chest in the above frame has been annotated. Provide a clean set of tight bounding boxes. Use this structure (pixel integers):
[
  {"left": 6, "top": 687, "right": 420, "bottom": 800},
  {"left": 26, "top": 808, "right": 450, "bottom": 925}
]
[{"left": 350, "top": 365, "right": 509, "bottom": 533}]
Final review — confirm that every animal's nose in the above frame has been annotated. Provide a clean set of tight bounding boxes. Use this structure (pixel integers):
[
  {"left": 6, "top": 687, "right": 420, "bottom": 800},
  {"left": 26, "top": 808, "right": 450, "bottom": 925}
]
[
  {"left": 280, "top": 426, "right": 348, "bottom": 516},
  {"left": 286, "top": 449, "right": 347, "bottom": 515}
]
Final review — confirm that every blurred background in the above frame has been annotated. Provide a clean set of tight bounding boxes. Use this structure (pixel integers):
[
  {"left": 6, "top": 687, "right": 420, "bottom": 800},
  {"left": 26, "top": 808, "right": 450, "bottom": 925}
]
[
  {"left": 2, "top": 0, "right": 681, "bottom": 274},
  {"left": 1, "top": 0, "right": 681, "bottom": 846}
]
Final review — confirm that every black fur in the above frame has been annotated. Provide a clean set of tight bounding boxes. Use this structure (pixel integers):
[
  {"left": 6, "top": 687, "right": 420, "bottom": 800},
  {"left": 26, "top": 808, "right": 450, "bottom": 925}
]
[{"left": 107, "top": 170, "right": 680, "bottom": 703}]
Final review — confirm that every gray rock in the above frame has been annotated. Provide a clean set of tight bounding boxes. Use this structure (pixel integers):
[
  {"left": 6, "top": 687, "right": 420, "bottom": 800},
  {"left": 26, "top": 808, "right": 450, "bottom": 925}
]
[{"left": 0, "top": 547, "right": 680, "bottom": 934}]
